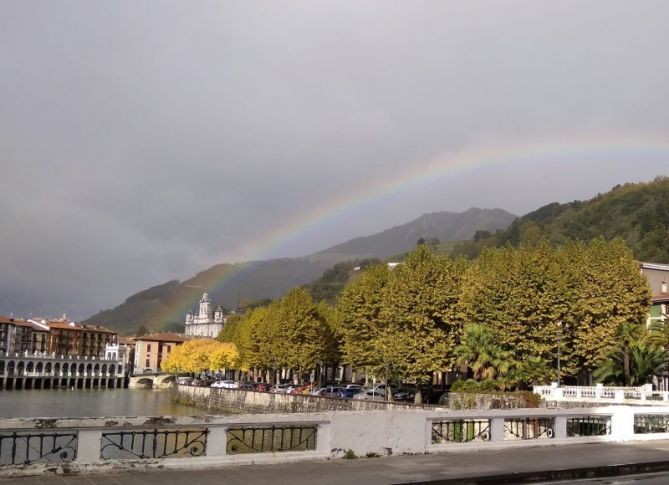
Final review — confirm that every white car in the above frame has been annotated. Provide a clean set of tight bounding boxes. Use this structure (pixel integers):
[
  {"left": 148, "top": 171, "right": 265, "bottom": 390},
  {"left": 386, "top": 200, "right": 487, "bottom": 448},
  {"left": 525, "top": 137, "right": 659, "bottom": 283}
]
[
  {"left": 211, "top": 380, "right": 238, "bottom": 389},
  {"left": 353, "top": 389, "right": 386, "bottom": 401}
]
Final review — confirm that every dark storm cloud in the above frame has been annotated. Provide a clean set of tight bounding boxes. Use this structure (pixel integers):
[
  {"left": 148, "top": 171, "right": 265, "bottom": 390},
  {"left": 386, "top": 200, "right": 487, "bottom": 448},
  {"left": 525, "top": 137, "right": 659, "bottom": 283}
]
[{"left": 1, "top": 0, "right": 668, "bottom": 319}]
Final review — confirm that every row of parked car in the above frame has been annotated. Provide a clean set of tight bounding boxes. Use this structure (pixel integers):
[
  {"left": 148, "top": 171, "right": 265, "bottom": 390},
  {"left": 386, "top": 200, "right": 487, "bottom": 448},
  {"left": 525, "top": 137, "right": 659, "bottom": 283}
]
[{"left": 179, "top": 377, "right": 416, "bottom": 402}]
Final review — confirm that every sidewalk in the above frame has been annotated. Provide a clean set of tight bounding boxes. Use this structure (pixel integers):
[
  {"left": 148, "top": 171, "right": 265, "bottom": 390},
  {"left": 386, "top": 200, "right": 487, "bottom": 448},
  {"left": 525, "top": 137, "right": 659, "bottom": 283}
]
[{"left": 4, "top": 441, "right": 669, "bottom": 485}]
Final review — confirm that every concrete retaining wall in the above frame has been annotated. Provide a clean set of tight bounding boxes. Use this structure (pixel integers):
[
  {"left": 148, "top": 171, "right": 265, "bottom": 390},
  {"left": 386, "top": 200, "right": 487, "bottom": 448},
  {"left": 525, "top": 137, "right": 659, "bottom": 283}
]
[{"left": 175, "top": 385, "right": 432, "bottom": 413}]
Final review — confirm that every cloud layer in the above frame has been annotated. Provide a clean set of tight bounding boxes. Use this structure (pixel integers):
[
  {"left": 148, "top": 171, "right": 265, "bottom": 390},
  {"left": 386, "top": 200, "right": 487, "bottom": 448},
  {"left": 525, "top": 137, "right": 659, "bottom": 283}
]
[{"left": 2, "top": 1, "right": 668, "bottom": 319}]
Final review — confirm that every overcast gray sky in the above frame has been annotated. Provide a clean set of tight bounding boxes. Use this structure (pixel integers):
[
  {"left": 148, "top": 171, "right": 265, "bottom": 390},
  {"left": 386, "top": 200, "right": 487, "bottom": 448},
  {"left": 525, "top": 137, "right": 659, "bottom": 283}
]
[{"left": 1, "top": 0, "right": 668, "bottom": 319}]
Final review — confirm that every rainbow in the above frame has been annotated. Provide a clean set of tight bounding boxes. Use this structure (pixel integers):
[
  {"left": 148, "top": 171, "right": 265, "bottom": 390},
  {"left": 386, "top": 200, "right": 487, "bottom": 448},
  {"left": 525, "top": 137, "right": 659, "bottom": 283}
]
[{"left": 151, "top": 132, "right": 669, "bottom": 328}]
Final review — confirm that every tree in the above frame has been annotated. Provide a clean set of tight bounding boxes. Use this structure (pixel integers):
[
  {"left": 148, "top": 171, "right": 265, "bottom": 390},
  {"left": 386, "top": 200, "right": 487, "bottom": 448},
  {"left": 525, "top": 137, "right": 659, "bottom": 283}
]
[
  {"left": 160, "top": 339, "right": 240, "bottom": 374},
  {"left": 135, "top": 325, "right": 148, "bottom": 337},
  {"left": 336, "top": 263, "right": 391, "bottom": 379},
  {"left": 454, "top": 324, "right": 516, "bottom": 382},
  {"left": 380, "top": 246, "right": 466, "bottom": 393},
  {"left": 594, "top": 341, "right": 668, "bottom": 386}
]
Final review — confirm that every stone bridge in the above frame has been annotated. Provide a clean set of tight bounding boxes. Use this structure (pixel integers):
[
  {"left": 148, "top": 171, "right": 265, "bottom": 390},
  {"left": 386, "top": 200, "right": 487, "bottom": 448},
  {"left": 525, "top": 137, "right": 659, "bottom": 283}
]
[{"left": 128, "top": 373, "right": 177, "bottom": 389}]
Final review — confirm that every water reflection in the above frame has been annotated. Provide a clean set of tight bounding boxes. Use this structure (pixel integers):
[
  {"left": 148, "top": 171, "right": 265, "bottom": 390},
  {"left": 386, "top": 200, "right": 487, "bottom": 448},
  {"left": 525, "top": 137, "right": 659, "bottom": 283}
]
[{"left": 0, "top": 389, "right": 211, "bottom": 418}]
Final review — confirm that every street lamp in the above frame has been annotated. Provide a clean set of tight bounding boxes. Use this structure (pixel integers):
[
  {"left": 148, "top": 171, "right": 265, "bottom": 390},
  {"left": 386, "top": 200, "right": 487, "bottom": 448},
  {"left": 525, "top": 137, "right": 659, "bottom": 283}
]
[{"left": 557, "top": 320, "right": 562, "bottom": 387}]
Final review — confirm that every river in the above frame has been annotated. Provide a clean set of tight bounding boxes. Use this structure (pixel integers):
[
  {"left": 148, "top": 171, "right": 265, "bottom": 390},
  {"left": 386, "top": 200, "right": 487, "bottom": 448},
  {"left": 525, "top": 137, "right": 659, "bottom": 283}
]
[{"left": 0, "top": 389, "right": 210, "bottom": 418}]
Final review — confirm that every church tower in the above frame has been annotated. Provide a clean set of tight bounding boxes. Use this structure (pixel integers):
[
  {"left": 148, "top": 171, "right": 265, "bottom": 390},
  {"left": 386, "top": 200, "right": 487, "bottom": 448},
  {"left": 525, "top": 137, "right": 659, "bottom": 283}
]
[
  {"left": 198, "top": 292, "right": 212, "bottom": 321},
  {"left": 214, "top": 305, "right": 225, "bottom": 324}
]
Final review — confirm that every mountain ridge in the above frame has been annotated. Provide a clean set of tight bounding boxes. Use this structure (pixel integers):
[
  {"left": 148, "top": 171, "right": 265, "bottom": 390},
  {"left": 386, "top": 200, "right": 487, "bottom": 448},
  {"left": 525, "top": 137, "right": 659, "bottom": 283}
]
[{"left": 84, "top": 207, "right": 515, "bottom": 334}]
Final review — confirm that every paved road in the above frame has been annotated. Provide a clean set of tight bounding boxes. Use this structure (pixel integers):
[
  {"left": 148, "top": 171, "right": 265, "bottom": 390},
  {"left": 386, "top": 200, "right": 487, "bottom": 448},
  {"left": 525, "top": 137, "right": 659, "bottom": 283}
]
[
  {"left": 540, "top": 472, "right": 669, "bottom": 484},
  {"left": 4, "top": 441, "right": 669, "bottom": 484}
]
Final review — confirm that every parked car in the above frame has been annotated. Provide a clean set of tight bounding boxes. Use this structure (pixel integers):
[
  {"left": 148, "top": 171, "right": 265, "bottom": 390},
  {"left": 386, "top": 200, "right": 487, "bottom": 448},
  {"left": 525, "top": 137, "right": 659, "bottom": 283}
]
[
  {"left": 238, "top": 381, "right": 255, "bottom": 391},
  {"left": 338, "top": 388, "right": 362, "bottom": 399},
  {"left": 392, "top": 388, "right": 416, "bottom": 402},
  {"left": 353, "top": 389, "right": 386, "bottom": 401},
  {"left": 191, "top": 378, "right": 206, "bottom": 387},
  {"left": 211, "top": 380, "right": 238, "bottom": 389},
  {"left": 270, "top": 383, "right": 293, "bottom": 394},
  {"left": 312, "top": 386, "right": 342, "bottom": 397},
  {"left": 255, "top": 383, "right": 269, "bottom": 392},
  {"left": 177, "top": 377, "right": 192, "bottom": 386},
  {"left": 344, "top": 384, "right": 362, "bottom": 391}
]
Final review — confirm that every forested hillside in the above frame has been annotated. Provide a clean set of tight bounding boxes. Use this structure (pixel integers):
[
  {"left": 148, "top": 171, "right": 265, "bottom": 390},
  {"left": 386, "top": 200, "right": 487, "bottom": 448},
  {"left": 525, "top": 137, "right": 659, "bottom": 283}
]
[
  {"left": 83, "top": 259, "right": 328, "bottom": 335},
  {"left": 85, "top": 208, "right": 514, "bottom": 333},
  {"left": 449, "top": 176, "right": 669, "bottom": 262}
]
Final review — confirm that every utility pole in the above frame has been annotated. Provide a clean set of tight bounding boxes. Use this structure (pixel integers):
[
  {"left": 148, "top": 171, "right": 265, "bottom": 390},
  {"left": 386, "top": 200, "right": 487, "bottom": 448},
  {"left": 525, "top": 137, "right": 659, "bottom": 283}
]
[{"left": 557, "top": 320, "right": 562, "bottom": 387}]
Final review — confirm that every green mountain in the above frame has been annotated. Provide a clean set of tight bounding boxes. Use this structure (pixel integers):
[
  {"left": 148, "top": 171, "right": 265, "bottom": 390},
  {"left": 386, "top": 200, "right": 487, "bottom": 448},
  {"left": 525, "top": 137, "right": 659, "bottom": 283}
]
[
  {"left": 84, "top": 208, "right": 515, "bottom": 334},
  {"left": 309, "top": 207, "right": 516, "bottom": 265},
  {"left": 450, "top": 176, "right": 669, "bottom": 262}
]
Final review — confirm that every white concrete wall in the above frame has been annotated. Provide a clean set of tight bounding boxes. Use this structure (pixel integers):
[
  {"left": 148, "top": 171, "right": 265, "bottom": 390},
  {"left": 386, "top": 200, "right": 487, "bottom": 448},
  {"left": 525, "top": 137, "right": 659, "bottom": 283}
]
[{"left": 5, "top": 405, "right": 669, "bottom": 477}]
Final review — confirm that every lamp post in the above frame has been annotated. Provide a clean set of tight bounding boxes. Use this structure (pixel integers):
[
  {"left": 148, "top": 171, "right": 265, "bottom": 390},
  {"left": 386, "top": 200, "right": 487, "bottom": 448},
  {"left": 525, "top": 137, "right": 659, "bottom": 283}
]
[{"left": 557, "top": 320, "right": 562, "bottom": 387}]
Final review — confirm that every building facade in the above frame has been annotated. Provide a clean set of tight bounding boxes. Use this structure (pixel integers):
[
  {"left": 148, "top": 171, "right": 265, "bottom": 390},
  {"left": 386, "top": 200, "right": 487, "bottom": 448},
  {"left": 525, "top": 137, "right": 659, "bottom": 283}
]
[
  {"left": 184, "top": 292, "right": 226, "bottom": 338},
  {"left": 133, "top": 333, "right": 186, "bottom": 374},
  {"left": 640, "top": 262, "right": 669, "bottom": 326}
]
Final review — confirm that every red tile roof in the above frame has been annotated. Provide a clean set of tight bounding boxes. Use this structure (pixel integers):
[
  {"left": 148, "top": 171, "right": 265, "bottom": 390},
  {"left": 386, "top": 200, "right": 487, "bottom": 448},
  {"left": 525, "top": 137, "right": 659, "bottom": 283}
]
[
  {"left": 132, "top": 333, "right": 187, "bottom": 343},
  {"left": 651, "top": 293, "right": 669, "bottom": 303}
]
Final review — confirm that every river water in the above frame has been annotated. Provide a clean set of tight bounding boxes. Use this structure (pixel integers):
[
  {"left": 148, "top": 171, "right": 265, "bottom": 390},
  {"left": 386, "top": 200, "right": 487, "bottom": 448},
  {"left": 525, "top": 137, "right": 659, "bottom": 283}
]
[{"left": 0, "top": 389, "right": 210, "bottom": 418}]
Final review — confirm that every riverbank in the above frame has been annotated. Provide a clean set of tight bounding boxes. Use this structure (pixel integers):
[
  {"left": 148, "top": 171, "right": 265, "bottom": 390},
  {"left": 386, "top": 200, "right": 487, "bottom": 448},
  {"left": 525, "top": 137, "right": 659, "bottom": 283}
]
[{"left": 174, "top": 385, "right": 436, "bottom": 414}]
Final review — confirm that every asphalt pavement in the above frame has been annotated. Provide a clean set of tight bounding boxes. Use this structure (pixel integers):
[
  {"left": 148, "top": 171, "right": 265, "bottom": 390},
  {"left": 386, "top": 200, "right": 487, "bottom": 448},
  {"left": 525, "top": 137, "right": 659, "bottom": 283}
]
[{"left": 4, "top": 441, "right": 669, "bottom": 485}]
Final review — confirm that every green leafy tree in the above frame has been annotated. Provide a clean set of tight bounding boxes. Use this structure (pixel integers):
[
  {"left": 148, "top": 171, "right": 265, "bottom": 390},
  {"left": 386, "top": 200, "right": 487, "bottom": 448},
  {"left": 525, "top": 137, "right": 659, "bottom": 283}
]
[
  {"left": 336, "top": 263, "right": 391, "bottom": 379},
  {"left": 380, "top": 246, "right": 467, "bottom": 393},
  {"left": 594, "top": 341, "right": 669, "bottom": 386},
  {"left": 455, "top": 324, "right": 517, "bottom": 382}
]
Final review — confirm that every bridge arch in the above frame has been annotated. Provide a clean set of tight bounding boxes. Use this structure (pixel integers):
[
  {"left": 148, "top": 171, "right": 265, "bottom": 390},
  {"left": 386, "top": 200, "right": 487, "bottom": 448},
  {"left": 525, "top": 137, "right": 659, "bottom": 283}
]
[
  {"left": 26, "top": 362, "right": 34, "bottom": 373},
  {"left": 160, "top": 375, "right": 176, "bottom": 385},
  {"left": 36, "top": 362, "right": 43, "bottom": 374},
  {"left": 94, "top": 363, "right": 100, "bottom": 376},
  {"left": 17, "top": 361, "right": 25, "bottom": 376},
  {"left": 86, "top": 363, "right": 92, "bottom": 376},
  {"left": 45, "top": 362, "right": 52, "bottom": 374},
  {"left": 7, "top": 361, "right": 15, "bottom": 376},
  {"left": 101, "top": 364, "right": 107, "bottom": 376},
  {"left": 54, "top": 362, "right": 61, "bottom": 376}
]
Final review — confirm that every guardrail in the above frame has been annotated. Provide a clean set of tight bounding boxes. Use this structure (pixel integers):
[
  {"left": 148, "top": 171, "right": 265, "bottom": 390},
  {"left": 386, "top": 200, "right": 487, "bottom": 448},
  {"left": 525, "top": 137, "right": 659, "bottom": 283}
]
[
  {"left": 4, "top": 406, "right": 669, "bottom": 477},
  {"left": 533, "top": 383, "right": 669, "bottom": 404}
]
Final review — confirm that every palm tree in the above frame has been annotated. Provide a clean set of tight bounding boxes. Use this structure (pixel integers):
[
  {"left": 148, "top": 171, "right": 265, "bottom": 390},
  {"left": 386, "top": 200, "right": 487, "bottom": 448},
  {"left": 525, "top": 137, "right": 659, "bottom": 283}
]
[
  {"left": 517, "top": 356, "right": 554, "bottom": 388},
  {"left": 455, "top": 324, "right": 516, "bottom": 382},
  {"left": 594, "top": 341, "right": 669, "bottom": 386},
  {"left": 616, "top": 322, "right": 643, "bottom": 386}
]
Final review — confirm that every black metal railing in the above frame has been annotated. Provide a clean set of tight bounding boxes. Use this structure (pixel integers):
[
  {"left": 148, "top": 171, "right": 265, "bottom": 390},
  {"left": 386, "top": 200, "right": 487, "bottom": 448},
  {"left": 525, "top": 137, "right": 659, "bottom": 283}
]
[
  {"left": 0, "top": 431, "right": 78, "bottom": 465},
  {"left": 100, "top": 429, "right": 207, "bottom": 460},
  {"left": 634, "top": 415, "right": 669, "bottom": 434},
  {"left": 226, "top": 425, "right": 317, "bottom": 454},
  {"left": 431, "top": 420, "right": 490, "bottom": 444},
  {"left": 504, "top": 418, "right": 554, "bottom": 440},
  {"left": 567, "top": 416, "right": 611, "bottom": 437}
]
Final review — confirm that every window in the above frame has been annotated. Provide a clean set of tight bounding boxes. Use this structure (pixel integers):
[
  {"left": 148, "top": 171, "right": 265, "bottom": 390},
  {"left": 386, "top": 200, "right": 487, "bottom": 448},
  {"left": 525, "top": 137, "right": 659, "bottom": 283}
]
[
  {"left": 147, "top": 344, "right": 151, "bottom": 352},
  {"left": 145, "top": 359, "right": 150, "bottom": 368}
]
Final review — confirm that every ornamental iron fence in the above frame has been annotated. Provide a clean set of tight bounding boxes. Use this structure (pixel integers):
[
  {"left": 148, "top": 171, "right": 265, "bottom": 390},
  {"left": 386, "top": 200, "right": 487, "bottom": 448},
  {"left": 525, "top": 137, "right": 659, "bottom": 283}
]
[
  {"left": 100, "top": 429, "right": 207, "bottom": 460},
  {"left": 431, "top": 419, "right": 490, "bottom": 444},
  {"left": 0, "top": 431, "right": 78, "bottom": 465},
  {"left": 226, "top": 425, "right": 317, "bottom": 454}
]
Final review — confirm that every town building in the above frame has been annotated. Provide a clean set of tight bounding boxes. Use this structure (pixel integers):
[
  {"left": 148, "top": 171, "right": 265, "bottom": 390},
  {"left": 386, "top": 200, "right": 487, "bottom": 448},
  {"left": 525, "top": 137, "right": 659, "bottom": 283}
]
[
  {"left": 640, "top": 262, "right": 669, "bottom": 326},
  {"left": 105, "top": 336, "right": 135, "bottom": 375},
  {"left": 133, "top": 333, "right": 186, "bottom": 374},
  {"left": 46, "top": 320, "right": 117, "bottom": 357},
  {"left": 0, "top": 317, "right": 50, "bottom": 355},
  {"left": 184, "top": 292, "right": 227, "bottom": 338}
]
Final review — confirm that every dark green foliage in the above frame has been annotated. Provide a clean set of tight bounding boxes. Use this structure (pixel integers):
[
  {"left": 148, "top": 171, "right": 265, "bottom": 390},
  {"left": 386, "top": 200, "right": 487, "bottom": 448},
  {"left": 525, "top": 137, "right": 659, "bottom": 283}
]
[
  {"left": 158, "top": 321, "right": 185, "bottom": 333},
  {"left": 303, "top": 259, "right": 379, "bottom": 304},
  {"left": 451, "top": 177, "right": 669, "bottom": 262}
]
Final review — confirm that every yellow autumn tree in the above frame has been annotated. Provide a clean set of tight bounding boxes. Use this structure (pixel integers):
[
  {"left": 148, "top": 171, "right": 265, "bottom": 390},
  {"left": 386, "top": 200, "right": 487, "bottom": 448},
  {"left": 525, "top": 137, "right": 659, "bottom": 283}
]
[{"left": 161, "top": 339, "right": 241, "bottom": 373}]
